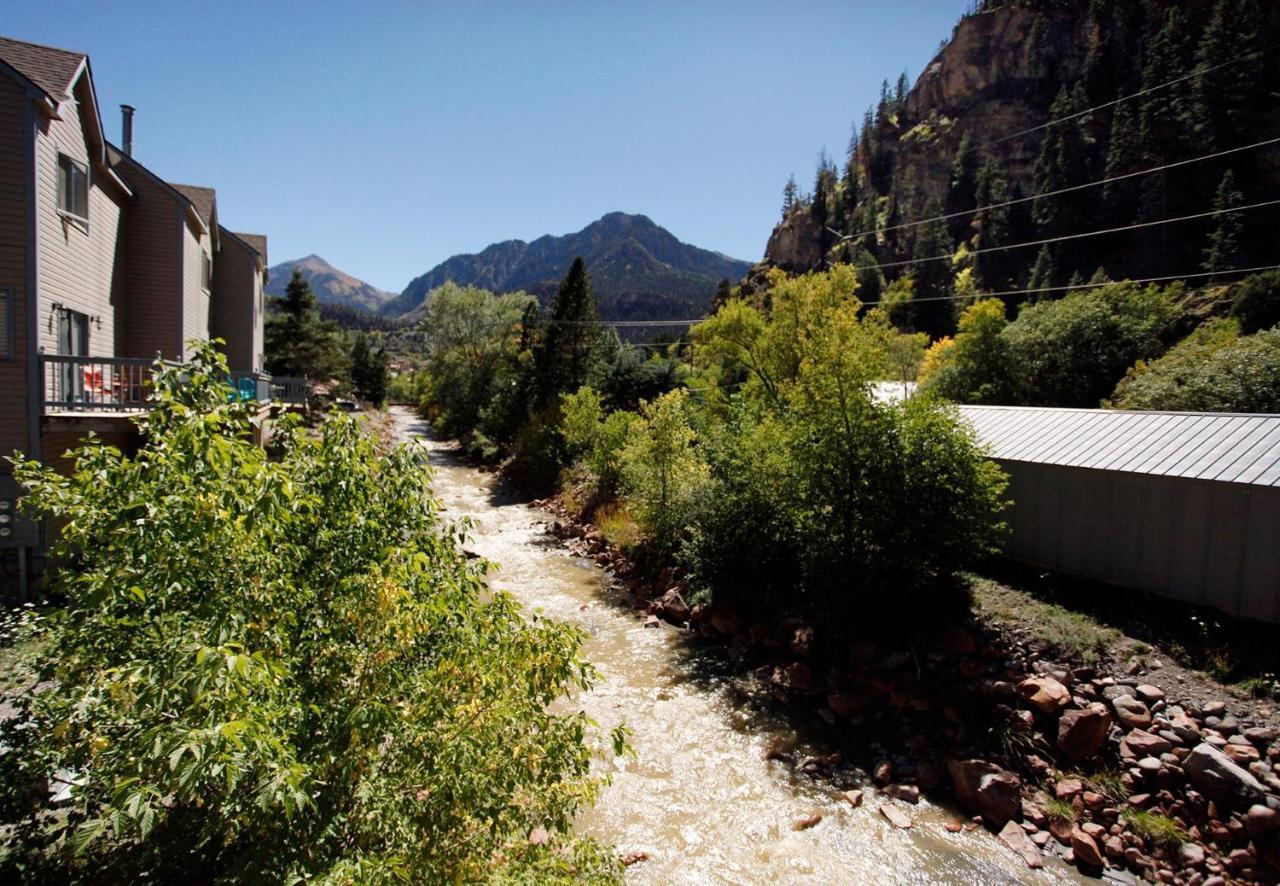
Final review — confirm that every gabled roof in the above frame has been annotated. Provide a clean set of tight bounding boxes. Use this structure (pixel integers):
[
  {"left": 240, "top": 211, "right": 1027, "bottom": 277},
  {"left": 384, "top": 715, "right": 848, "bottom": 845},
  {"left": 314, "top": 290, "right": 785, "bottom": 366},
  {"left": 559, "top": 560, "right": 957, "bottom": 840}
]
[
  {"left": 169, "top": 183, "right": 216, "bottom": 228},
  {"left": 233, "top": 232, "right": 268, "bottom": 266},
  {"left": 0, "top": 36, "right": 85, "bottom": 101},
  {"left": 960, "top": 405, "right": 1280, "bottom": 489}
]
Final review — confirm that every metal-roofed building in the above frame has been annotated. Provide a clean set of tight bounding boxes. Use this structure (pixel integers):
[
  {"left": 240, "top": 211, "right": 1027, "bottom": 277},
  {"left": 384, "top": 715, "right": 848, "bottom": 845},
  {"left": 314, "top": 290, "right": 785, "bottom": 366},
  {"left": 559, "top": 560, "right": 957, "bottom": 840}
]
[{"left": 960, "top": 406, "right": 1280, "bottom": 623}]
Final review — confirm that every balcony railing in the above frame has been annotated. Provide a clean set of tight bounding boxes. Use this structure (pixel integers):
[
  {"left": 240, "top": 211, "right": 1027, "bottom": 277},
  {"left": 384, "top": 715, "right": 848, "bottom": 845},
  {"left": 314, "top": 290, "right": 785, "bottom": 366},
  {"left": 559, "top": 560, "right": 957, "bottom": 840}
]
[{"left": 41, "top": 354, "right": 308, "bottom": 413}]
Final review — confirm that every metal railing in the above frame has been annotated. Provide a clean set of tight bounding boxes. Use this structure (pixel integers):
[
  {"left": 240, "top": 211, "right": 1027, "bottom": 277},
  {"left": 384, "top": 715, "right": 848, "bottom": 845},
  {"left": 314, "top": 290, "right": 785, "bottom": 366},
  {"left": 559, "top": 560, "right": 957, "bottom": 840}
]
[
  {"left": 41, "top": 354, "right": 307, "bottom": 412},
  {"left": 42, "top": 354, "right": 166, "bottom": 412},
  {"left": 270, "top": 376, "right": 308, "bottom": 405}
]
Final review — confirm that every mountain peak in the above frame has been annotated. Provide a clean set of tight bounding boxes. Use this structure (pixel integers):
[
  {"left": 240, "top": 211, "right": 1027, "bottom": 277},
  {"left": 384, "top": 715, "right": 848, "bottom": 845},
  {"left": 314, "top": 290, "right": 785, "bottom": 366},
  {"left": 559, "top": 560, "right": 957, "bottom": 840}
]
[
  {"left": 267, "top": 256, "right": 395, "bottom": 313},
  {"left": 384, "top": 213, "right": 750, "bottom": 322}
]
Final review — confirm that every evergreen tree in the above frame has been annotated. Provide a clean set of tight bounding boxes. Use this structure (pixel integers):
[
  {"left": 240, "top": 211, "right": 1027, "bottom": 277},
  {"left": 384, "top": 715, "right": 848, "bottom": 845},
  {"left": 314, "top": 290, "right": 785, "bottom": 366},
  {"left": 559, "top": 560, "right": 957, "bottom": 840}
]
[
  {"left": 1102, "top": 103, "right": 1141, "bottom": 224},
  {"left": 712, "top": 278, "right": 733, "bottom": 312},
  {"left": 972, "top": 153, "right": 1015, "bottom": 294},
  {"left": 1138, "top": 8, "right": 1194, "bottom": 165},
  {"left": 782, "top": 174, "right": 799, "bottom": 218},
  {"left": 1031, "top": 84, "right": 1094, "bottom": 278},
  {"left": 894, "top": 72, "right": 910, "bottom": 111},
  {"left": 264, "top": 270, "right": 348, "bottom": 383},
  {"left": 349, "top": 333, "right": 389, "bottom": 406},
  {"left": 812, "top": 150, "right": 838, "bottom": 260},
  {"left": 911, "top": 199, "right": 956, "bottom": 339},
  {"left": 946, "top": 133, "right": 979, "bottom": 241},
  {"left": 1202, "top": 169, "right": 1245, "bottom": 276},
  {"left": 1192, "top": 0, "right": 1264, "bottom": 152},
  {"left": 1028, "top": 243, "right": 1059, "bottom": 294},
  {"left": 535, "top": 258, "right": 601, "bottom": 406}
]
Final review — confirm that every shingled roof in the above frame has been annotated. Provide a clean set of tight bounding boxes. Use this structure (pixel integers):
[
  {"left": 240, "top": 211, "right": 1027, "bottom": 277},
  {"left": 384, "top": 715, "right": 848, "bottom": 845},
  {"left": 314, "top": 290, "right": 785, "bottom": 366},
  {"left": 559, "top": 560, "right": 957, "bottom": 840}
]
[
  {"left": 0, "top": 36, "right": 85, "bottom": 101},
  {"left": 169, "top": 183, "right": 217, "bottom": 227}
]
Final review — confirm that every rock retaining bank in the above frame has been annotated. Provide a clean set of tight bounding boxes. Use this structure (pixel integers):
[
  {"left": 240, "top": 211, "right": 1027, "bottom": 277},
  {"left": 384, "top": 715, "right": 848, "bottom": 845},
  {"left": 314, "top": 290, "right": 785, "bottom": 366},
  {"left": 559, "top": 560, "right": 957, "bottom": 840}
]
[{"left": 536, "top": 499, "right": 1280, "bottom": 884}]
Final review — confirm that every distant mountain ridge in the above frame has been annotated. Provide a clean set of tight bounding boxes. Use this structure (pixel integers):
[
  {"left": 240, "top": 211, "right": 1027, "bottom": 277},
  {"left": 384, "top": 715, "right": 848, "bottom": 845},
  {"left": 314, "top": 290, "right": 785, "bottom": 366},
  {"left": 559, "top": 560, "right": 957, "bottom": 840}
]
[
  {"left": 384, "top": 212, "right": 751, "bottom": 321},
  {"left": 267, "top": 254, "right": 395, "bottom": 313}
]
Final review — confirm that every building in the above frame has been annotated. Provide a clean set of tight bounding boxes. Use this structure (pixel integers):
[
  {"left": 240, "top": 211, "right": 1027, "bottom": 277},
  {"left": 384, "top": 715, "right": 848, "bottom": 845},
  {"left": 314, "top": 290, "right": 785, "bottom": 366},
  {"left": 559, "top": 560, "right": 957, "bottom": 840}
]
[
  {"left": 0, "top": 35, "right": 292, "bottom": 594},
  {"left": 962, "top": 405, "right": 1280, "bottom": 624}
]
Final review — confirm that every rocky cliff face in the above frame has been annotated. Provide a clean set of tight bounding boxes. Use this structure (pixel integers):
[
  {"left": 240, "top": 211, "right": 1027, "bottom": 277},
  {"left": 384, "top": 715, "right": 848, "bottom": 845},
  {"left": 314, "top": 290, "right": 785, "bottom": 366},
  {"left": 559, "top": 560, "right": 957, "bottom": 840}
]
[{"left": 754, "top": 0, "right": 1276, "bottom": 295}]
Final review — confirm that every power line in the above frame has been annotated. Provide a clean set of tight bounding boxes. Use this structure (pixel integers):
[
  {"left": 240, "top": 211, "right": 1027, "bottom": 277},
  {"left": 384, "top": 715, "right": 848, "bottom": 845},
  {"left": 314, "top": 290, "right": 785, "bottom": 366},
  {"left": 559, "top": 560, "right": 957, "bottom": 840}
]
[
  {"left": 864, "top": 198, "right": 1280, "bottom": 274},
  {"left": 859, "top": 264, "right": 1280, "bottom": 307},
  {"left": 976, "top": 48, "right": 1270, "bottom": 152},
  {"left": 833, "top": 136, "right": 1280, "bottom": 245}
]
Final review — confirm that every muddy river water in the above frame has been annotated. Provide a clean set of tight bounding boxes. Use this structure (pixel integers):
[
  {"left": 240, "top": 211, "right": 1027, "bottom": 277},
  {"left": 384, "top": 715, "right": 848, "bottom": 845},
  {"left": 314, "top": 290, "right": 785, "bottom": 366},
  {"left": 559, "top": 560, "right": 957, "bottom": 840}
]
[{"left": 391, "top": 409, "right": 1083, "bottom": 884}]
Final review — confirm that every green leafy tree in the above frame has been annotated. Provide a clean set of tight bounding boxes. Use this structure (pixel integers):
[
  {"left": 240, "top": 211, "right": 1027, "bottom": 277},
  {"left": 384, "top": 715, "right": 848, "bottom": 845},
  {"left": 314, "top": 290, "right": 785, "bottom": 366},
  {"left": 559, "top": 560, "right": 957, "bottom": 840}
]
[
  {"left": 920, "top": 298, "right": 1019, "bottom": 404},
  {"left": 264, "top": 270, "right": 349, "bottom": 383},
  {"left": 0, "top": 342, "right": 624, "bottom": 883},
  {"left": 1230, "top": 270, "right": 1280, "bottom": 334},
  {"left": 620, "top": 389, "right": 709, "bottom": 554}
]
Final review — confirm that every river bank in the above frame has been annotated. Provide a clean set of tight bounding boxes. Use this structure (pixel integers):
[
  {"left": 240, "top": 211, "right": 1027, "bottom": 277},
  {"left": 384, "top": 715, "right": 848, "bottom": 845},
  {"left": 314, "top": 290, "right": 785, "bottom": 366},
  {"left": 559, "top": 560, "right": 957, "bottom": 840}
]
[
  {"left": 390, "top": 408, "right": 1080, "bottom": 884},
  {"left": 522, "top": 444, "right": 1280, "bottom": 884}
]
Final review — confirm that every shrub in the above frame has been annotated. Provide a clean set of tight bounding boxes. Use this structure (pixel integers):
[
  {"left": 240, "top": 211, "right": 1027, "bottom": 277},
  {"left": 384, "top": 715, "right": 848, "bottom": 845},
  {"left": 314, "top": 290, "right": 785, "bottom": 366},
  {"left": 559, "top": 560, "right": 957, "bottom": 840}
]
[
  {"left": 1124, "top": 810, "right": 1187, "bottom": 848},
  {"left": 1, "top": 343, "right": 622, "bottom": 882},
  {"left": 1001, "top": 281, "right": 1182, "bottom": 407},
  {"left": 1112, "top": 320, "right": 1280, "bottom": 413},
  {"left": 1231, "top": 270, "right": 1280, "bottom": 334}
]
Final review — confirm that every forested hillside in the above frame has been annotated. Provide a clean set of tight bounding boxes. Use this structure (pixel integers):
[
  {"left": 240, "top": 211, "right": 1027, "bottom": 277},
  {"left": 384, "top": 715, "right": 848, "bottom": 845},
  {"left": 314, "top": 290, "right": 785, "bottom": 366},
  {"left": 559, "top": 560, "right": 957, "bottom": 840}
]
[{"left": 758, "top": 0, "right": 1279, "bottom": 340}]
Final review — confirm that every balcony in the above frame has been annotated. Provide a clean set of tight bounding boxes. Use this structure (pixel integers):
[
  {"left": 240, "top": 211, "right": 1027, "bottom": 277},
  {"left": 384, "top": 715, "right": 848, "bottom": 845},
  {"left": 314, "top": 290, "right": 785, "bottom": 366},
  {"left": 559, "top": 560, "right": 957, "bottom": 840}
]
[{"left": 40, "top": 354, "right": 307, "bottom": 426}]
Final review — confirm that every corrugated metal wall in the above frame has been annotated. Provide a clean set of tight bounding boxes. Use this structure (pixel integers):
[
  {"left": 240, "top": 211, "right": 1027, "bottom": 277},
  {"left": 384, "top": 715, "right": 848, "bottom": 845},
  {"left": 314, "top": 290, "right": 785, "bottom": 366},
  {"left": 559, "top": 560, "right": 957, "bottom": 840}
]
[{"left": 996, "top": 459, "right": 1280, "bottom": 623}]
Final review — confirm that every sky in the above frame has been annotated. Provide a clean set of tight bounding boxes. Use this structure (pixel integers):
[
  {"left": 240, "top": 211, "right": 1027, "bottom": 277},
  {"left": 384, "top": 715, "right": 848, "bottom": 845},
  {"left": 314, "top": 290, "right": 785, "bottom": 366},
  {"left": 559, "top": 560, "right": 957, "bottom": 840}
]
[{"left": 7, "top": 1, "right": 969, "bottom": 293}]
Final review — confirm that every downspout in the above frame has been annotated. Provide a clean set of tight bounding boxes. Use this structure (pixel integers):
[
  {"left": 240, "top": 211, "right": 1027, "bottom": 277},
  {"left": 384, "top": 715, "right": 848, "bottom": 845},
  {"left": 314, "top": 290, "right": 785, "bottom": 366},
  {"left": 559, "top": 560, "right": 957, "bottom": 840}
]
[
  {"left": 24, "top": 87, "right": 40, "bottom": 464},
  {"left": 176, "top": 205, "right": 184, "bottom": 361}
]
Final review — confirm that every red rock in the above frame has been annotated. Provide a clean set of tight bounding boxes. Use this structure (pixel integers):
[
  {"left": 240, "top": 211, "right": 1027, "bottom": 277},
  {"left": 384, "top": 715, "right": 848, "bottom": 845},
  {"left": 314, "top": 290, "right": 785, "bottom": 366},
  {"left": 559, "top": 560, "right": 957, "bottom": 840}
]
[
  {"left": 792, "top": 813, "right": 822, "bottom": 830},
  {"left": 948, "top": 759, "right": 1022, "bottom": 826},
  {"left": 1112, "top": 695, "right": 1154, "bottom": 729},
  {"left": 1017, "top": 676, "right": 1071, "bottom": 715},
  {"left": 886, "top": 784, "right": 919, "bottom": 804},
  {"left": 945, "top": 822, "right": 963, "bottom": 833},
  {"left": 874, "top": 760, "right": 893, "bottom": 785},
  {"left": 622, "top": 851, "right": 648, "bottom": 866},
  {"left": 998, "top": 819, "right": 1045, "bottom": 869},
  {"left": 780, "top": 661, "right": 811, "bottom": 691},
  {"left": 651, "top": 588, "right": 690, "bottom": 624},
  {"left": 643, "top": 614, "right": 660, "bottom": 628},
  {"left": 843, "top": 789, "right": 864, "bottom": 808},
  {"left": 879, "top": 805, "right": 914, "bottom": 829},
  {"left": 1071, "top": 826, "right": 1105, "bottom": 869},
  {"left": 1123, "top": 729, "right": 1173, "bottom": 757},
  {"left": 1245, "top": 803, "right": 1279, "bottom": 835},
  {"left": 1055, "top": 778, "right": 1084, "bottom": 799},
  {"left": 1135, "top": 684, "right": 1166, "bottom": 704},
  {"left": 709, "top": 603, "right": 742, "bottom": 635},
  {"left": 1224, "top": 742, "right": 1260, "bottom": 764},
  {"left": 827, "top": 691, "right": 868, "bottom": 718},
  {"left": 1058, "top": 703, "right": 1112, "bottom": 761}
]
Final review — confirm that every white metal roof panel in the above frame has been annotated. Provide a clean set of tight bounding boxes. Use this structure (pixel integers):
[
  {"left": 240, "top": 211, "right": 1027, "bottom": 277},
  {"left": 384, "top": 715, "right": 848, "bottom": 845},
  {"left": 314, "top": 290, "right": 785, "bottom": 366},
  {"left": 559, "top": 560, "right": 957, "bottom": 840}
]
[{"left": 959, "top": 406, "right": 1280, "bottom": 488}]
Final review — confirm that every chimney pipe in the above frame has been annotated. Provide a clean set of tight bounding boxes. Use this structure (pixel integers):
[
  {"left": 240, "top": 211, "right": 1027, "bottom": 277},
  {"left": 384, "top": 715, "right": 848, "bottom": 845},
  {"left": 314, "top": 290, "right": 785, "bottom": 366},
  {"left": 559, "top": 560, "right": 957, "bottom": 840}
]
[{"left": 121, "top": 104, "right": 135, "bottom": 157}]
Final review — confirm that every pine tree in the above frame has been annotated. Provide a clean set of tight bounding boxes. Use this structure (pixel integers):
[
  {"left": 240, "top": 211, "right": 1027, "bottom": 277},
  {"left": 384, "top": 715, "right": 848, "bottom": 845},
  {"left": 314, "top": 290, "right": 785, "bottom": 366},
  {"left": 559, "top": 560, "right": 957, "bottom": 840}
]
[
  {"left": 1028, "top": 243, "right": 1058, "bottom": 295},
  {"left": 1202, "top": 169, "right": 1245, "bottom": 276},
  {"left": 911, "top": 199, "right": 956, "bottom": 339},
  {"left": 350, "top": 333, "right": 388, "bottom": 406},
  {"left": 972, "top": 154, "right": 1014, "bottom": 294},
  {"left": 1102, "top": 103, "right": 1141, "bottom": 224},
  {"left": 264, "top": 269, "right": 348, "bottom": 383},
  {"left": 1031, "top": 84, "right": 1094, "bottom": 279},
  {"left": 946, "top": 133, "right": 979, "bottom": 241},
  {"left": 535, "top": 257, "right": 601, "bottom": 406},
  {"left": 1138, "top": 8, "right": 1194, "bottom": 165},
  {"left": 812, "top": 150, "right": 838, "bottom": 260},
  {"left": 894, "top": 72, "right": 910, "bottom": 111},
  {"left": 712, "top": 278, "right": 733, "bottom": 312},
  {"left": 1192, "top": 0, "right": 1264, "bottom": 152},
  {"left": 782, "top": 174, "right": 799, "bottom": 218}
]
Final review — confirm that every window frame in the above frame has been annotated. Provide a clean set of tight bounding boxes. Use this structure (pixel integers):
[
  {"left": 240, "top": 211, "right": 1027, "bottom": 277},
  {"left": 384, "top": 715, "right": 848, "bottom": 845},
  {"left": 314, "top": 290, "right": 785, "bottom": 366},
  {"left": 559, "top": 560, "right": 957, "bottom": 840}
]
[
  {"left": 202, "top": 251, "right": 213, "bottom": 293},
  {"left": 56, "top": 152, "right": 90, "bottom": 226},
  {"left": 0, "top": 290, "right": 13, "bottom": 361}
]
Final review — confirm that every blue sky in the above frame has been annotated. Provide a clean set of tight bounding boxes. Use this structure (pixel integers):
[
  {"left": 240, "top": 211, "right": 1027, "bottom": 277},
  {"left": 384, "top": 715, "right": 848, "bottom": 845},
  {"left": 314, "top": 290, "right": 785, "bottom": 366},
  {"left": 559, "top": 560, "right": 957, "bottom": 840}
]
[{"left": 8, "top": 1, "right": 968, "bottom": 293}]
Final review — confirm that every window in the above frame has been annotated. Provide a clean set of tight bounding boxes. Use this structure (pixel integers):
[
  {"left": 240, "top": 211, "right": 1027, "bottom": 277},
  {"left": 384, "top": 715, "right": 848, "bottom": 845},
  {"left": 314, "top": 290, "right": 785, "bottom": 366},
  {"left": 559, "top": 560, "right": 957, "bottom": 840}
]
[
  {"left": 0, "top": 290, "right": 12, "bottom": 360},
  {"left": 202, "top": 252, "right": 212, "bottom": 291},
  {"left": 57, "top": 153, "right": 89, "bottom": 221}
]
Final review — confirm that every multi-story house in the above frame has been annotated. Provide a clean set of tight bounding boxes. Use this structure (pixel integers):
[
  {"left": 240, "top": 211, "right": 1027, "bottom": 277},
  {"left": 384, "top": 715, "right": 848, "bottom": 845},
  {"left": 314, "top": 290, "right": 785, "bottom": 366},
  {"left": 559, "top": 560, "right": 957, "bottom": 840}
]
[{"left": 0, "top": 35, "right": 293, "bottom": 594}]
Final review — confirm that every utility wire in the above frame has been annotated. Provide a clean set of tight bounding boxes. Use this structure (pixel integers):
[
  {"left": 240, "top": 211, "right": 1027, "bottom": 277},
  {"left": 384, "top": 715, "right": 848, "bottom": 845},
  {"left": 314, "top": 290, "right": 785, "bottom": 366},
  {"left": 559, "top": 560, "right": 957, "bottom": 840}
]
[
  {"left": 976, "top": 48, "right": 1271, "bottom": 151},
  {"left": 832, "top": 136, "right": 1280, "bottom": 244},
  {"left": 861, "top": 198, "right": 1280, "bottom": 274},
  {"left": 858, "top": 264, "right": 1280, "bottom": 307}
]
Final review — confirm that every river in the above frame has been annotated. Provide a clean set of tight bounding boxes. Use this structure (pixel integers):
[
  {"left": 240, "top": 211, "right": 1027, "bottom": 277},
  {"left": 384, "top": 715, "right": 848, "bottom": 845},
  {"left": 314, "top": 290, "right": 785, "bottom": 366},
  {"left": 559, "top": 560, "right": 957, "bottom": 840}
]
[{"left": 391, "top": 408, "right": 1082, "bottom": 885}]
